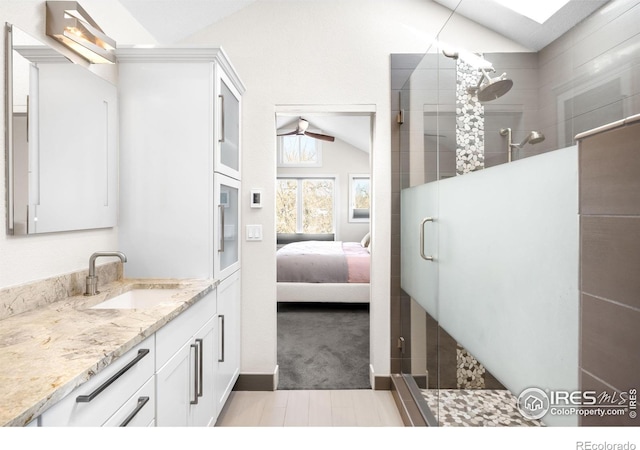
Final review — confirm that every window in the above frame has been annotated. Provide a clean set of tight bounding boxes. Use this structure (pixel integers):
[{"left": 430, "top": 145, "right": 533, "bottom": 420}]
[
  {"left": 278, "top": 135, "right": 322, "bottom": 167},
  {"left": 276, "top": 177, "right": 335, "bottom": 234},
  {"left": 349, "top": 174, "right": 370, "bottom": 222}
]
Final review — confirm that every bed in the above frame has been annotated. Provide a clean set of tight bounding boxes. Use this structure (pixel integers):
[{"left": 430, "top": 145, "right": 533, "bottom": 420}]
[{"left": 276, "top": 237, "right": 370, "bottom": 303}]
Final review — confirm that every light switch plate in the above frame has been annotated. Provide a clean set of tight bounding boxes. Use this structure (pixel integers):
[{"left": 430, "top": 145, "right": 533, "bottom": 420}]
[{"left": 246, "top": 224, "right": 262, "bottom": 241}]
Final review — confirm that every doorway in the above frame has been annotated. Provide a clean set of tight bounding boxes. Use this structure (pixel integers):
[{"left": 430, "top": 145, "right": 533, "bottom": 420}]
[{"left": 274, "top": 109, "right": 374, "bottom": 390}]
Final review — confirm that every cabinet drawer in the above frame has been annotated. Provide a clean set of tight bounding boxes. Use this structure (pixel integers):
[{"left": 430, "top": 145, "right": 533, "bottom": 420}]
[
  {"left": 103, "top": 376, "right": 155, "bottom": 427},
  {"left": 156, "top": 290, "right": 216, "bottom": 369},
  {"left": 40, "top": 336, "right": 155, "bottom": 426}
]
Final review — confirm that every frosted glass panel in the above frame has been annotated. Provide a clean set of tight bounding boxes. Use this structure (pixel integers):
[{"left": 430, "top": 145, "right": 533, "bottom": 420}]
[
  {"left": 219, "top": 183, "right": 239, "bottom": 272},
  {"left": 438, "top": 146, "right": 579, "bottom": 426},
  {"left": 220, "top": 80, "right": 239, "bottom": 172},
  {"left": 401, "top": 182, "right": 439, "bottom": 319},
  {"left": 401, "top": 146, "right": 580, "bottom": 426}
]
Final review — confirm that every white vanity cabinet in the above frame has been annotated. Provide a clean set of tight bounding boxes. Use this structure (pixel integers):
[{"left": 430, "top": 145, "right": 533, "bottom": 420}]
[
  {"left": 34, "top": 287, "right": 229, "bottom": 427},
  {"left": 117, "top": 47, "right": 245, "bottom": 280},
  {"left": 39, "top": 336, "right": 155, "bottom": 427},
  {"left": 155, "top": 290, "right": 218, "bottom": 427},
  {"left": 214, "top": 270, "right": 241, "bottom": 416},
  {"left": 117, "top": 46, "right": 244, "bottom": 425}
]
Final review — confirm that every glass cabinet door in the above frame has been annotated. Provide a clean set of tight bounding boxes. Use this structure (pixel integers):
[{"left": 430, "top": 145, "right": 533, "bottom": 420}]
[
  {"left": 214, "top": 173, "right": 241, "bottom": 280},
  {"left": 216, "top": 69, "right": 241, "bottom": 180}
]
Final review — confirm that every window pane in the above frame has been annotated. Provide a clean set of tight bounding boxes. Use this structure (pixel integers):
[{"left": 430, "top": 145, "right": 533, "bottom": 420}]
[
  {"left": 353, "top": 178, "right": 370, "bottom": 209},
  {"left": 276, "top": 179, "right": 297, "bottom": 233},
  {"left": 302, "top": 179, "right": 334, "bottom": 233},
  {"left": 280, "top": 135, "right": 319, "bottom": 165},
  {"left": 351, "top": 176, "right": 370, "bottom": 221}
]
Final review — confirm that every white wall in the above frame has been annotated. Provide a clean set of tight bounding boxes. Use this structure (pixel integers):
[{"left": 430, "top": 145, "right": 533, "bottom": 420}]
[
  {"left": 0, "top": 2, "right": 112, "bottom": 287},
  {"left": 277, "top": 137, "right": 370, "bottom": 243},
  {"left": 181, "top": 0, "right": 526, "bottom": 379}
]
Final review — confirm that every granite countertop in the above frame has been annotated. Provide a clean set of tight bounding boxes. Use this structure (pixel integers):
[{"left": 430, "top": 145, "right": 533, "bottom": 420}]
[{"left": 0, "top": 277, "right": 216, "bottom": 427}]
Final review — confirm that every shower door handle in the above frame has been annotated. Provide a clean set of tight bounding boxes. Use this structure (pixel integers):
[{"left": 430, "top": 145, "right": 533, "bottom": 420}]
[{"left": 420, "top": 217, "right": 434, "bottom": 261}]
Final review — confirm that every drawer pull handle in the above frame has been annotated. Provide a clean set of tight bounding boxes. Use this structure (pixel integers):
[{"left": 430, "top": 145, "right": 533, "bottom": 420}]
[
  {"left": 190, "top": 343, "right": 199, "bottom": 405},
  {"left": 119, "top": 396, "right": 149, "bottom": 427},
  {"left": 196, "top": 338, "right": 203, "bottom": 398},
  {"left": 218, "top": 314, "right": 225, "bottom": 363},
  {"left": 76, "top": 349, "right": 150, "bottom": 403}
]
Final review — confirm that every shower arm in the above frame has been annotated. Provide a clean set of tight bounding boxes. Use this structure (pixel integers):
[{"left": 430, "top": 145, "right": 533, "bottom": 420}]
[{"left": 470, "top": 67, "right": 495, "bottom": 92}]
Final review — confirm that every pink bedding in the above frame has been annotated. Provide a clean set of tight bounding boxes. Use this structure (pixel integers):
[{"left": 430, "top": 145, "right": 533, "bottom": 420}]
[{"left": 342, "top": 242, "right": 371, "bottom": 283}]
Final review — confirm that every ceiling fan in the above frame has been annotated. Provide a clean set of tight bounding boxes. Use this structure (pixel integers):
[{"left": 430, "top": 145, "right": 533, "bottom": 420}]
[{"left": 277, "top": 117, "right": 335, "bottom": 142}]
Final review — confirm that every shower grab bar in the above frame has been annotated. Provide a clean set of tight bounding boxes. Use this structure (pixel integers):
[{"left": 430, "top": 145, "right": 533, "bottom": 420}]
[{"left": 420, "top": 217, "right": 434, "bottom": 261}]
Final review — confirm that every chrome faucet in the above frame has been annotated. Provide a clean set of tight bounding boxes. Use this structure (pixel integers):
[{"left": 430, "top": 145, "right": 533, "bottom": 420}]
[{"left": 84, "top": 251, "right": 127, "bottom": 296}]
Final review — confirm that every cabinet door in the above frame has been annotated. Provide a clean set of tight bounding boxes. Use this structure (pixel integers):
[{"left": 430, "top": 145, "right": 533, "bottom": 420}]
[
  {"left": 155, "top": 341, "right": 193, "bottom": 427},
  {"left": 118, "top": 61, "right": 213, "bottom": 279},
  {"left": 189, "top": 316, "right": 218, "bottom": 427},
  {"left": 215, "top": 270, "right": 241, "bottom": 417},
  {"left": 215, "top": 67, "right": 241, "bottom": 180},
  {"left": 214, "top": 174, "right": 241, "bottom": 280}
]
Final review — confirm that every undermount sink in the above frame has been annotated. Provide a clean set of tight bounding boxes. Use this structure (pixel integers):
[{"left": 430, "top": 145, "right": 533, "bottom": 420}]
[{"left": 90, "top": 288, "right": 185, "bottom": 309}]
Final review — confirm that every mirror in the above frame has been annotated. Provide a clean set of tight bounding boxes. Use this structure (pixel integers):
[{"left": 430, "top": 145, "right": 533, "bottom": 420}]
[{"left": 5, "top": 23, "right": 117, "bottom": 235}]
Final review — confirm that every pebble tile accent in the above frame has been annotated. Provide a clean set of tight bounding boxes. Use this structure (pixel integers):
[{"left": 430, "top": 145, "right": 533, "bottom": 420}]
[
  {"left": 457, "top": 344, "right": 486, "bottom": 389},
  {"left": 421, "top": 389, "right": 544, "bottom": 427},
  {"left": 456, "top": 59, "right": 485, "bottom": 176}
]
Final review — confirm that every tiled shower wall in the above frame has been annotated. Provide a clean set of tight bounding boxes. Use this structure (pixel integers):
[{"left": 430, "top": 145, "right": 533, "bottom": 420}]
[
  {"left": 578, "top": 118, "right": 640, "bottom": 427},
  {"left": 390, "top": 53, "right": 423, "bottom": 375},
  {"left": 535, "top": 0, "right": 640, "bottom": 155}
]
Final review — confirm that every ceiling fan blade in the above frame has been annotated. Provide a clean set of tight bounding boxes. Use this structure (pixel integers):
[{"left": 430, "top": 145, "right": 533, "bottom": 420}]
[
  {"left": 305, "top": 131, "right": 335, "bottom": 142},
  {"left": 276, "top": 130, "right": 299, "bottom": 137}
]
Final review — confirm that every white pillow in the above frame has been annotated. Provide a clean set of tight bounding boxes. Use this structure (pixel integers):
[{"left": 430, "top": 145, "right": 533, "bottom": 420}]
[{"left": 361, "top": 232, "right": 371, "bottom": 248}]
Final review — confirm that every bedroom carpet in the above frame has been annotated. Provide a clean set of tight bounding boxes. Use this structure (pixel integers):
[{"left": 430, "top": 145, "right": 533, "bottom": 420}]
[{"left": 277, "top": 302, "right": 370, "bottom": 390}]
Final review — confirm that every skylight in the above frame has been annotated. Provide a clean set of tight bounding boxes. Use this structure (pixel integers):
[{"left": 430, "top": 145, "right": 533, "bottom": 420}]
[{"left": 493, "top": 0, "right": 570, "bottom": 24}]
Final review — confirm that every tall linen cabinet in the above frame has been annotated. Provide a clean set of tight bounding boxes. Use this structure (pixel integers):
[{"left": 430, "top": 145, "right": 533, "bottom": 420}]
[{"left": 117, "top": 47, "right": 244, "bottom": 425}]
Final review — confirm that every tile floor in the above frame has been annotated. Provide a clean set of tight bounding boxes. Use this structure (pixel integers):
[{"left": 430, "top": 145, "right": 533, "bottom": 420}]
[{"left": 215, "top": 389, "right": 405, "bottom": 427}]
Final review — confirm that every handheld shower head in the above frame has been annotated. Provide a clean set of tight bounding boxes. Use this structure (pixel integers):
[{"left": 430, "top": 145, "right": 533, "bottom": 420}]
[
  {"left": 519, "top": 130, "right": 545, "bottom": 146},
  {"left": 500, "top": 128, "right": 546, "bottom": 162},
  {"left": 468, "top": 68, "right": 513, "bottom": 102}
]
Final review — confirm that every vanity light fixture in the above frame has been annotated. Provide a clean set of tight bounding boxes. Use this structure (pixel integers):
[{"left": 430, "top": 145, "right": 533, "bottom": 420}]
[{"left": 45, "top": 1, "right": 116, "bottom": 64}]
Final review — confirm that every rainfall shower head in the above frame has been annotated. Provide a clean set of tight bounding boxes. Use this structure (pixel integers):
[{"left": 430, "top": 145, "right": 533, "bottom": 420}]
[
  {"left": 500, "top": 128, "right": 546, "bottom": 162},
  {"left": 468, "top": 68, "right": 513, "bottom": 102}
]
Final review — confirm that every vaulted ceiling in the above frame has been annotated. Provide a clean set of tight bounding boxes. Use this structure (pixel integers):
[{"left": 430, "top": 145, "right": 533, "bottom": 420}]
[
  {"left": 114, "top": 0, "right": 610, "bottom": 50},
  {"left": 105, "top": 0, "right": 610, "bottom": 151},
  {"left": 117, "top": 0, "right": 256, "bottom": 45}
]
